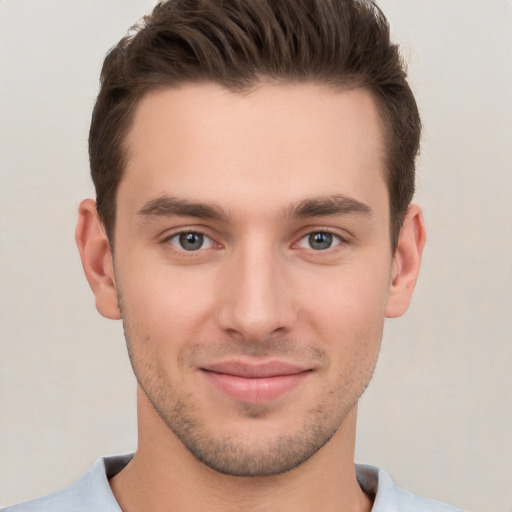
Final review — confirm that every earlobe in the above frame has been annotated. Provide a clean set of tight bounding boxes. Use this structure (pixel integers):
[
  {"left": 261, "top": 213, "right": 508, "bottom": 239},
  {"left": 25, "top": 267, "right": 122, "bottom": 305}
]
[
  {"left": 75, "top": 199, "right": 121, "bottom": 320},
  {"left": 385, "top": 204, "right": 426, "bottom": 318}
]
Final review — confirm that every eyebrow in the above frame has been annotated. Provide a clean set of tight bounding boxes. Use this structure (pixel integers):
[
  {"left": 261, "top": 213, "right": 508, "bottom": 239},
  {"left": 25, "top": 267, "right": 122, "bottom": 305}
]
[
  {"left": 137, "top": 193, "right": 372, "bottom": 223},
  {"left": 137, "top": 196, "right": 230, "bottom": 222},
  {"left": 283, "top": 194, "right": 372, "bottom": 219}
]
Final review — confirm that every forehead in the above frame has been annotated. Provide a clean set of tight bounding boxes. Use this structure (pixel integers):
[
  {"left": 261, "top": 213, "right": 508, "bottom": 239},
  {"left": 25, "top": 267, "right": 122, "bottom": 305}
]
[{"left": 119, "top": 82, "right": 388, "bottom": 219}]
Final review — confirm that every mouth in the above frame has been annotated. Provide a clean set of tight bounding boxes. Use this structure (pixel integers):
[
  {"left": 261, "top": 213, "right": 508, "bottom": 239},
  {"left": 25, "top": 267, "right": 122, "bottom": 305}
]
[{"left": 200, "top": 361, "right": 312, "bottom": 404}]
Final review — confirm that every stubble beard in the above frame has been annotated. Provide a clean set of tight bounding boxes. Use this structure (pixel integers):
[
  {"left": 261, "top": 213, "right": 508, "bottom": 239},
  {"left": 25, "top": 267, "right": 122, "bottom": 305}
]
[
  {"left": 147, "top": 387, "right": 345, "bottom": 476},
  {"left": 120, "top": 306, "right": 380, "bottom": 477},
  {"left": 137, "top": 372, "right": 363, "bottom": 477}
]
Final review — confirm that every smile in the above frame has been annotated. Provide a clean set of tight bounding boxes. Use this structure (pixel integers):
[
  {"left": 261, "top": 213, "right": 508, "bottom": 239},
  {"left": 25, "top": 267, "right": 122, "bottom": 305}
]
[{"left": 200, "top": 361, "right": 312, "bottom": 404}]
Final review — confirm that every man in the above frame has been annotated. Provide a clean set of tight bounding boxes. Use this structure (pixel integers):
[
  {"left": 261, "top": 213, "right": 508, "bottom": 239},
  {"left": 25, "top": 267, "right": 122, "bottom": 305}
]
[{"left": 5, "top": 0, "right": 464, "bottom": 511}]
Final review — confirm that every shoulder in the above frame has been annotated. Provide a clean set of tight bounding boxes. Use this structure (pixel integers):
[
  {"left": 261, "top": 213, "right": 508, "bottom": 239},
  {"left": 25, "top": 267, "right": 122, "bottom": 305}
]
[
  {"left": 3, "top": 454, "right": 133, "bottom": 512},
  {"left": 356, "top": 464, "right": 466, "bottom": 512}
]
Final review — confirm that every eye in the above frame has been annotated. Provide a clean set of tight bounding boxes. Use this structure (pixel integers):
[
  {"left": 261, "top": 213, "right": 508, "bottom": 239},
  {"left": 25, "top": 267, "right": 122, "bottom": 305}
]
[
  {"left": 297, "top": 231, "right": 342, "bottom": 251},
  {"left": 167, "top": 232, "right": 214, "bottom": 251}
]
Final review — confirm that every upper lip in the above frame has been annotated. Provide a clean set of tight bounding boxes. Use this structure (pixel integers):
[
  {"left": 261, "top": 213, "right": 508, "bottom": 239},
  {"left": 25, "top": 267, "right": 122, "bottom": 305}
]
[{"left": 201, "top": 360, "right": 311, "bottom": 378}]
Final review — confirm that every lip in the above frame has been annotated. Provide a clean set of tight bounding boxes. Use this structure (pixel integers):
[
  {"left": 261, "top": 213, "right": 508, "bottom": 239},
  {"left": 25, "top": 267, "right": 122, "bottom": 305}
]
[{"left": 200, "top": 361, "right": 312, "bottom": 403}]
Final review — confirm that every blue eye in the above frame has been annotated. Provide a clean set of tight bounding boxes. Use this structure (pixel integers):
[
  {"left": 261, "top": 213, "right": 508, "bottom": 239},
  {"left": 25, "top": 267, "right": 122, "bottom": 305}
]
[
  {"left": 298, "top": 231, "right": 341, "bottom": 251},
  {"left": 168, "top": 232, "right": 214, "bottom": 251}
]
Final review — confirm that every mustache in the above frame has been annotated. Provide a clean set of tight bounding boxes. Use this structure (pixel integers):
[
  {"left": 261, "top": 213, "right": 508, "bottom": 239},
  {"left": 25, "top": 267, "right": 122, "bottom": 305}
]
[{"left": 182, "top": 337, "right": 329, "bottom": 364}]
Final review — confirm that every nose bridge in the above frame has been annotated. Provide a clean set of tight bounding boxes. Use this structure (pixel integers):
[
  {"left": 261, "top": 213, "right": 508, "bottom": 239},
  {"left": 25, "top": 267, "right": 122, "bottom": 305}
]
[{"left": 217, "top": 236, "right": 294, "bottom": 341}]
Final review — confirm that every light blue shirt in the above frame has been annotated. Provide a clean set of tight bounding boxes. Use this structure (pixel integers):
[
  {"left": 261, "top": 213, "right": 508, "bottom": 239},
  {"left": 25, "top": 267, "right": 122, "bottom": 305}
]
[{"left": 3, "top": 454, "right": 465, "bottom": 511}]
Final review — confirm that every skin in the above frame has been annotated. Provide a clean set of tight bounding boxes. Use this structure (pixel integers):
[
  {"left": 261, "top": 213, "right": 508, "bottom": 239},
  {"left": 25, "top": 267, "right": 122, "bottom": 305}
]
[{"left": 76, "top": 83, "right": 425, "bottom": 512}]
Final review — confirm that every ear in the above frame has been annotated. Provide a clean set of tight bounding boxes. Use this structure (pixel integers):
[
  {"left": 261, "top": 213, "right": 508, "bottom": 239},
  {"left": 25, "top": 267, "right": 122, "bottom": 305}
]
[
  {"left": 75, "top": 199, "right": 121, "bottom": 320},
  {"left": 385, "top": 204, "right": 426, "bottom": 318}
]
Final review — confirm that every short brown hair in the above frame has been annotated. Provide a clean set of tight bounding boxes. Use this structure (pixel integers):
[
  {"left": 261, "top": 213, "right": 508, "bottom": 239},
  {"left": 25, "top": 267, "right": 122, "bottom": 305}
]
[{"left": 89, "top": 0, "right": 421, "bottom": 250}]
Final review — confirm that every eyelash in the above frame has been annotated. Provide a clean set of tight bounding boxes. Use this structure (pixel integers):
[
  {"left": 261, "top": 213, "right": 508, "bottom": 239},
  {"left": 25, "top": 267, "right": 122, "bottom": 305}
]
[
  {"left": 164, "top": 230, "right": 217, "bottom": 252},
  {"left": 162, "top": 228, "right": 347, "bottom": 254}
]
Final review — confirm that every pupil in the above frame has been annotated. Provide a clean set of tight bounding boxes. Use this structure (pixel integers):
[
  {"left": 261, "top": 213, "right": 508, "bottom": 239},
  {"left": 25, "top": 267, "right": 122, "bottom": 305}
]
[
  {"left": 179, "top": 233, "right": 203, "bottom": 250},
  {"left": 309, "top": 232, "right": 332, "bottom": 250}
]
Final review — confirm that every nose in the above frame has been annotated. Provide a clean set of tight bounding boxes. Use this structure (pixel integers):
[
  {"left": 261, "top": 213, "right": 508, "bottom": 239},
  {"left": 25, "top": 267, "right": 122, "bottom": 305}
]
[{"left": 216, "top": 242, "right": 297, "bottom": 343}]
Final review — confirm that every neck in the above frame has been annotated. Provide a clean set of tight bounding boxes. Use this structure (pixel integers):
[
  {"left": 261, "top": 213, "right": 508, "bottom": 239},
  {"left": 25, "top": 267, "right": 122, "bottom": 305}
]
[{"left": 110, "top": 389, "right": 373, "bottom": 512}]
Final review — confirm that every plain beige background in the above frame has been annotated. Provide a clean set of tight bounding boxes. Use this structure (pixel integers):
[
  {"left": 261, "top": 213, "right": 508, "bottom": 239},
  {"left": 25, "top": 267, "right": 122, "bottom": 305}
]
[{"left": 1, "top": 1, "right": 511, "bottom": 511}]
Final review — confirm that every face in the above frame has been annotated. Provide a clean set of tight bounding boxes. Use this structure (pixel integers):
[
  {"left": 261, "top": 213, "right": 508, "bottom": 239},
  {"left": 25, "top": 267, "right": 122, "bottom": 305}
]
[{"left": 110, "top": 83, "right": 397, "bottom": 476}]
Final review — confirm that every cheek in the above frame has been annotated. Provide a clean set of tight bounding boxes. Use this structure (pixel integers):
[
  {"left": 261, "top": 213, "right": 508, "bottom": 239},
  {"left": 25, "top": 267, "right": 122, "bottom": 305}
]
[
  {"left": 117, "top": 269, "right": 215, "bottom": 399},
  {"left": 298, "top": 261, "right": 390, "bottom": 361},
  {"left": 117, "top": 261, "right": 219, "bottom": 350},
  {"left": 303, "top": 258, "right": 391, "bottom": 321}
]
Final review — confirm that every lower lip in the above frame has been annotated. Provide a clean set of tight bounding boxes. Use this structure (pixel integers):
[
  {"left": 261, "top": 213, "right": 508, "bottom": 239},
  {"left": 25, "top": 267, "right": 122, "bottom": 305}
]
[{"left": 202, "top": 370, "right": 310, "bottom": 403}]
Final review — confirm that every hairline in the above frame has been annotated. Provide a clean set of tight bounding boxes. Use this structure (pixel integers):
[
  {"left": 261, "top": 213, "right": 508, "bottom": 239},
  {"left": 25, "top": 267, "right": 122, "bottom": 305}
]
[{"left": 106, "top": 78, "right": 400, "bottom": 253}]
